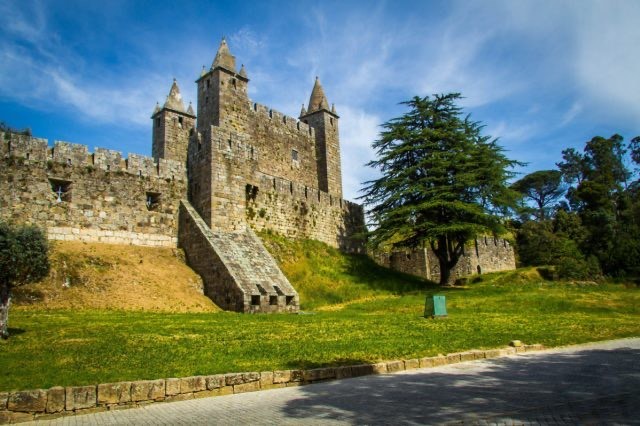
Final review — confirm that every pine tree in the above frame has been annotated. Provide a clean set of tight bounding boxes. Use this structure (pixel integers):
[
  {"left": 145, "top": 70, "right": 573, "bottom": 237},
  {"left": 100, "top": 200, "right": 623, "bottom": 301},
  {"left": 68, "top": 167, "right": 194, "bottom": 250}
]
[{"left": 361, "top": 93, "right": 520, "bottom": 286}]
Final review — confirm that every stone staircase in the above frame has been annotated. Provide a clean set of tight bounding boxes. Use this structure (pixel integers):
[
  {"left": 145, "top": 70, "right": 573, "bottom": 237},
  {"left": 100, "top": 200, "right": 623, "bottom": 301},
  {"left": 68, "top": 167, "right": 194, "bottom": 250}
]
[{"left": 178, "top": 200, "right": 299, "bottom": 313}]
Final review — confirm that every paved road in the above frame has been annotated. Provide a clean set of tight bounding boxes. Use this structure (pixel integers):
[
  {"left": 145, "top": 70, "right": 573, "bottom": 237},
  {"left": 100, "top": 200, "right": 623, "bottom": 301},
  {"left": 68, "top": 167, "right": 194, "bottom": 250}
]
[{"left": 28, "top": 338, "right": 640, "bottom": 425}]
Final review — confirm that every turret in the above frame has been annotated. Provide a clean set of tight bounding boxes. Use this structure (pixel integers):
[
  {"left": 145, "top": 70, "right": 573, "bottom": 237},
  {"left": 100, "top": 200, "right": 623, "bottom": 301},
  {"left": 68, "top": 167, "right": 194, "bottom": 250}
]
[
  {"left": 299, "top": 77, "right": 342, "bottom": 197},
  {"left": 196, "top": 38, "right": 249, "bottom": 135},
  {"left": 151, "top": 79, "right": 195, "bottom": 163}
]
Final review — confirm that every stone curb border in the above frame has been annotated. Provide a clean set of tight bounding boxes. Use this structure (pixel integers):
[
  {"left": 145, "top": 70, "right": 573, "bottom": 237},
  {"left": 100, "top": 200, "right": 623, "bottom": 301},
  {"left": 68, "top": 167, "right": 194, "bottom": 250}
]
[{"left": 0, "top": 344, "right": 543, "bottom": 424}]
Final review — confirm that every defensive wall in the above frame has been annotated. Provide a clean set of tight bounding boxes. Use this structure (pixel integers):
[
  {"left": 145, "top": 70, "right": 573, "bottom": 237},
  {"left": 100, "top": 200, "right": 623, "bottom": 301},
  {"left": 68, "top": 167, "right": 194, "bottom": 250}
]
[
  {"left": 0, "top": 132, "right": 186, "bottom": 247},
  {"left": 373, "top": 237, "right": 516, "bottom": 282}
]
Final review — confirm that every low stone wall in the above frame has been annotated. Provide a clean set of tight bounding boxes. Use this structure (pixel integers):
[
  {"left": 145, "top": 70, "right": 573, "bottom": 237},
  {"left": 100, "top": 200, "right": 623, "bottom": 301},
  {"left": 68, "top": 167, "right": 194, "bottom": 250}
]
[
  {"left": 0, "top": 344, "right": 544, "bottom": 424},
  {"left": 47, "top": 227, "right": 177, "bottom": 247}
]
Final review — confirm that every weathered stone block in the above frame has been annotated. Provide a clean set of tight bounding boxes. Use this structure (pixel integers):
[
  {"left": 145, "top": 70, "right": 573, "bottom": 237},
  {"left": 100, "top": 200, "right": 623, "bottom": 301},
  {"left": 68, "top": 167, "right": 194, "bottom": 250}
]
[
  {"left": 233, "top": 381, "right": 261, "bottom": 394},
  {"left": 205, "top": 375, "right": 225, "bottom": 390},
  {"left": 0, "top": 410, "right": 33, "bottom": 423},
  {"left": 303, "top": 367, "right": 336, "bottom": 382},
  {"left": 130, "top": 380, "right": 165, "bottom": 402},
  {"left": 225, "top": 372, "right": 260, "bottom": 386},
  {"left": 8, "top": 390, "right": 47, "bottom": 413},
  {"left": 446, "top": 353, "right": 462, "bottom": 364},
  {"left": 259, "top": 371, "right": 274, "bottom": 387},
  {"left": 273, "top": 370, "right": 291, "bottom": 384},
  {"left": 65, "top": 386, "right": 96, "bottom": 411},
  {"left": 484, "top": 349, "right": 501, "bottom": 359},
  {"left": 165, "top": 378, "right": 180, "bottom": 396},
  {"left": 350, "top": 364, "right": 374, "bottom": 377},
  {"left": 290, "top": 370, "right": 304, "bottom": 382},
  {"left": 0, "top": 392, "right": 8, "bottom": 410},
  {"left": 335, "top": 366, "right": 353, "bottom": 379},
  {"left": 472, "top": 351, "right": 486, "bottom": 360},
  {"left": 404, "top": 359, "right": 420, "bottom": 370},
  {"left": 525, "top": 344, "right": 544, "bottom": 352},
  {"left": 46, "top": 387, "right": 65, "bottom": 413},
  {"left": 386, "top": 361, "right": 405, "bottom": 373},
  {"left": 372, "top": 363, "right": 388, "bottom": 374},
  {"left": 97, "top": 382, "right": 131, "bottom": 405},
  {"left": 179, "top": 376, "right": 206, "bottom": 393},
  {"left": 460, "top": 352, "right": 476, "bottom": 362},
  {"left": 432, "top": 356, "right": 447, "bottom": 366},
  {"left": 499, "top": 348, "right": 517, "bottom": 356}
]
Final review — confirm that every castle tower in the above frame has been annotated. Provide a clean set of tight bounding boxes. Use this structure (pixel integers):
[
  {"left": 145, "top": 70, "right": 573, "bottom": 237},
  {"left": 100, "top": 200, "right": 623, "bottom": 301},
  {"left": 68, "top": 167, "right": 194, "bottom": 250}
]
[
  {"left": 299, "top": 77, "right": 342, "bottom": 197},
  {"left": 196, "top": 38, "right": 250, "bottom": 136},
  {"left": 151, "top": 79, "right": 195, "bottom": 163}
]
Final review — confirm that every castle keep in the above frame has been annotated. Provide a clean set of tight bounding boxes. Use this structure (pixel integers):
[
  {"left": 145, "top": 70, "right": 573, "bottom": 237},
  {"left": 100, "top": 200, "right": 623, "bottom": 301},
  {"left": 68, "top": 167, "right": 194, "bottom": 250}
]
[
  {"left": 0, "top": 39, "right": 365, "bottom": 313},
  {"left": 0, "top": 39, "right": 515, "bottom": 310}
]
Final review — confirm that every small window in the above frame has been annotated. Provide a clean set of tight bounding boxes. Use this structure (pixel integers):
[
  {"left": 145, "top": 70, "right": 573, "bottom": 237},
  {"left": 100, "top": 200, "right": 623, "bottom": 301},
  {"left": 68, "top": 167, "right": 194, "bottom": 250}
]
[
  {"left": 285, "top": 296, "right": 294, "bottom": 306},
  {"left": 330, "top": 117, "right": 334, "bottom": 126},
  {"left": 292, "top": 149, "right": 299, "bottom": 162},
  {"left": 156, "top": 118, "right": 161, "bottom": 128},
  {"left": 178, "top": 116, "right": 183, "bottom": 127},
  {"left": 146, "top": 192, "right": 161, "bottom": 211},
  {"left": 206, "top": 79, "right": 210, "bottom": 88},
  {"left": 49, "top": 179, "right": 72, "bottom": 202},
  {"left": 269, "top": 295, "right": 278, "bottom": 306},
  {"left": 251, "top": 295, "right": 260, "bottom": 306},
  {"left": 66, "top": 158, "right": 72, "bottom": 166}
]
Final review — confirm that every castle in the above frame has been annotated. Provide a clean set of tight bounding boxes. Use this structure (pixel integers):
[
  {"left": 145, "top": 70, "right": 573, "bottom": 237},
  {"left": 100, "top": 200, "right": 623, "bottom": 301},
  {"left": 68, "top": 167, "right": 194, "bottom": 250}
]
[{"left": 0, "top": 39, "right": 515, "bottom": 312}]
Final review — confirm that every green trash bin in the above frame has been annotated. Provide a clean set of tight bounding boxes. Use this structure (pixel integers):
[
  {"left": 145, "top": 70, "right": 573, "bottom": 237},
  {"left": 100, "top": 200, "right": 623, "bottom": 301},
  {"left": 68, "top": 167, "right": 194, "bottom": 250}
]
[{"left": 424, "top": 295, "right": 447, "bottom": 318}]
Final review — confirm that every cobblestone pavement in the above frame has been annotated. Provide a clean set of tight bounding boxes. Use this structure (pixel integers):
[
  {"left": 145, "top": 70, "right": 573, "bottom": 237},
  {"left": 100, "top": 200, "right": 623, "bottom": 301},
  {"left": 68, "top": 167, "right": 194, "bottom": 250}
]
[{"left": 27, "top": 338, "right": 640, "bottom": 425}]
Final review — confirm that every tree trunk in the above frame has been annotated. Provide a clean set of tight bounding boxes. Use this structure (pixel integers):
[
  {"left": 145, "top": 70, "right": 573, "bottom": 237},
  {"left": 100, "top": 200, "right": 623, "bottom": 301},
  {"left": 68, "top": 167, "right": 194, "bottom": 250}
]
[
  {"left": 431, "top": 236, "right": 464, "bottom": 287},
  {"left": 0, "top": 283, "right": 10, "bottom": 339}
]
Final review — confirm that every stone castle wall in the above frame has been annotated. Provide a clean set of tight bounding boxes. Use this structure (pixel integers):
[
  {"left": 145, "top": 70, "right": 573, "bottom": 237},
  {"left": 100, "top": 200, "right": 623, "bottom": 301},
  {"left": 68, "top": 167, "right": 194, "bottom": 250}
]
[
  {"left": 0, "top": 132, "right": 186, "bottom": 247},
  {"left": 374, "top": 237, "right": 516, "bottom": 282}
]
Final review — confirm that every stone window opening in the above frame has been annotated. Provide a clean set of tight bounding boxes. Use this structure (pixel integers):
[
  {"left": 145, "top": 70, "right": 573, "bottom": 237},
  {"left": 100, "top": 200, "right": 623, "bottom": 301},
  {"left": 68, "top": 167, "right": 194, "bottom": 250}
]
[
  {"left": 66, "top": 158, "right": 72, "bottom": 166},
  {"left": 49, "top": 178, "right": 72, "bottom": 203},
  {"left": 283, "top": 116, "right": 287, "bottom": 124},
  {"left": 138, "top": 170, "right": 143, "bottom": 178},
  {"left": 406, "top": 253, "right": 411, "bottom": 260},
  {"left": 330, "top": 117, "right": 334, "bottom": 126},
  {"left": 256, "top": 284, "right": 267, "bottom": 295},
  {"left": 475, "top": 239, "right": 480, "bottom": 257},
  {"left": 146, "top": 192, "right": 161, "bottom": 211},
  {"left": 205, "top": 96, "right": 209, "bottom": 104},
  {"left": 206, "top": 79, "right": 210, "bottom": 88},
  {"left": 245, "top": 184, "right": 258, "bottom": 202},
  {"left": 253, "top": 103, "right": 258, "bottom": 111},
  {"left": 289, "top": 182, "right": 294, "bottom": 194},
  {"left": 304, "top": 186, "right": 308, "bottom": 199},
  {"left": 477, "top": 265, "right": 482, "bottom": 274},
  {"left": 231, "top": 78, "right": 237, "bottom": 89},
  {"left": 25, "top": 153, "right": 30, "bottom": 160},
  {"left": 269, "top": 110, "right": 273, "bottom": 119},
  {"left": 106, "top": 164, "right": 111, "bottom": 172},
  {"left": 296, "top": 122, "right": 300, "bottom": 130},
  {"left": 285, "top": 296, "right": 294, "bottom": 306},
  {"left": 251, "top": 295, "right": 260, "bottom": 306},
  {"left": 291, "top": 149, "right": 299, "bottom": 162},
  {"left": 178, "top": 116, "right": 184, "bottom": 128},
  {"left": 269, "top": 295, "right": 278, "bottom": 306},
  {"left": 228, "top": 139, "right": 232, "bottom": 150},
  {"left": 273, "top": 286, "right": 284, "bottom": 296}
]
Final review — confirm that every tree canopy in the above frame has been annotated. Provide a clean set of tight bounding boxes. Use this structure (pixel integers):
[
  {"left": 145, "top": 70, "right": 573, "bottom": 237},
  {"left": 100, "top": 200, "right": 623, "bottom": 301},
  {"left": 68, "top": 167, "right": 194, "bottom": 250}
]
[
  {"left": 0, "top": 222, "right": 49, "bottom": 339},
  {"left": 512, "top": 170, "right": 564, "bottom": 220},
  {"left": 361, "top": 93, "right": 520, "bottom": 286}
]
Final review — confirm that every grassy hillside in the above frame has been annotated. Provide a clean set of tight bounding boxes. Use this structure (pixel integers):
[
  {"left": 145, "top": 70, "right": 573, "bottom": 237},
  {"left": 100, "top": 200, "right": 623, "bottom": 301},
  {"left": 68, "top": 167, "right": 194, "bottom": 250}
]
[
  {"left": 12, "top": 241, "right": 219, "bottom": 313},
  {"left": 258, "top": 231, "right": 431, "bottom": 309},
  {"left": 1, "top": 235, "right": 639, "bottom": 392}
]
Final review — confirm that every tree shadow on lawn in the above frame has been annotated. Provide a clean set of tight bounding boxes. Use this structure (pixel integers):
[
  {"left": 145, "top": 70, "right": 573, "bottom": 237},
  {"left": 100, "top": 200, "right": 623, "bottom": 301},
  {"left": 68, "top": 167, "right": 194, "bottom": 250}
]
[{"left": 280, "top": 345, "right": 640, "bottom": 424}]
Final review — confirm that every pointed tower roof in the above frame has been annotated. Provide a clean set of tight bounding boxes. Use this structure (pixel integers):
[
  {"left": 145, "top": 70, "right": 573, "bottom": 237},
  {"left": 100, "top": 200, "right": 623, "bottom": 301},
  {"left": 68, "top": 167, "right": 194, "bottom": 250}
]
[
  {"left": 212, "top": 37, "right": 236, "bottom": 73},
  {"left": 152, "top": 102, "right": 161, "bottom": 116},
  {"left": 163, "top": 79, "right": 186, "bottom": 112},
  {"left": 306, "top": 77, "right": 330, "bottom": 113},
  {"left": 239, "top": 64, "right": 247, "bottom": 78},
  {"left": 300, "top": 104, "right": 307, "bottom": 117},
  {"left": 187, "top": 101, "right": 195, "bottom": 116}
]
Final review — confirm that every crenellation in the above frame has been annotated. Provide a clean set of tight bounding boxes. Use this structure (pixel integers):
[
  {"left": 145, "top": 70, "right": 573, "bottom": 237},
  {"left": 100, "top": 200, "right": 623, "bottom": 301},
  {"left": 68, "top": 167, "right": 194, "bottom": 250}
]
[
  {"left": 94, "top": 148, "right": 124, "bottom": 172},
  {"left": 126, "top": 153, "right": 156, "bottom": 177},
  {"left": 52, "top": 141, "right": 91, "bottom": 166}
]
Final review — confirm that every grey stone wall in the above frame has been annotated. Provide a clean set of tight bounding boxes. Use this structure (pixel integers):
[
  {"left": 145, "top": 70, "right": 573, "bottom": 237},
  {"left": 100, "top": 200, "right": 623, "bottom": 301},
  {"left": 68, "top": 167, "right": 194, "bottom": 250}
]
[
  {"left": 374, "top": 237, "right": 516, "bottom": 282},
  {"left": 0, "top": 132, "right": 186, "bottom": 247}
]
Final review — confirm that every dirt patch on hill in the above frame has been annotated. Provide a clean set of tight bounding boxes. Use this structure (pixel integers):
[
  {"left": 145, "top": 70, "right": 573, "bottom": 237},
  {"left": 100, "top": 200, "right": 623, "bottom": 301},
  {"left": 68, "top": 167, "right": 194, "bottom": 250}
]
[{"left": 12, "top": 241, "right": 220, "bottom": 312}]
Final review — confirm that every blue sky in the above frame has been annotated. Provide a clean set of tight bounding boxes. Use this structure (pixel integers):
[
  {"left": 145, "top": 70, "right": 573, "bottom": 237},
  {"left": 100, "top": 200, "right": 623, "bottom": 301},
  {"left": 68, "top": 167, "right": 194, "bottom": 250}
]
[{"left": 1, "top": 0, "right": 639, "bottom": 201}]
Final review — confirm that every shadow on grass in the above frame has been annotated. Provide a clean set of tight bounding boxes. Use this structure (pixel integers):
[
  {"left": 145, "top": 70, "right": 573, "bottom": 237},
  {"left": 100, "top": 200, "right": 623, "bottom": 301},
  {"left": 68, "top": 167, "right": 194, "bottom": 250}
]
[
  {"left": 279, "top": 344, "right": 640, "bottom": 424},
  {"left": 7, "top": 328, "right": 26, "bottom": 336}
]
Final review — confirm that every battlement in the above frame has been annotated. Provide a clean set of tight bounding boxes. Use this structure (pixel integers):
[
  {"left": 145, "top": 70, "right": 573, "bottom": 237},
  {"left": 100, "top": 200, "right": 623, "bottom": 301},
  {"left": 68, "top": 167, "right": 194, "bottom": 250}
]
[
  {"left": 1, "top": 131, "right": 186, "bottom": 181},
  {"left": 248, "top": 102, "right": 315, "bottom": 137},
  {"left": 254, "top": 172, "right": 358, "bottom": 212}
]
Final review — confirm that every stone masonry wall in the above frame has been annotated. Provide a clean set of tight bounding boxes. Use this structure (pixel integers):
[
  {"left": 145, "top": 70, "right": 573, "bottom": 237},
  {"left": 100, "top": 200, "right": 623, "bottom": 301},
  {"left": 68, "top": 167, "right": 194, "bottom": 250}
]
[
  {"left": 374, "top": 237, "right": 516, "bottom": 282},
  {"left": 246, "top": 172, "right": 365, "bottom": 253},
  {"left": 0, "top": 132, "right": 186, "bottom": 247}
]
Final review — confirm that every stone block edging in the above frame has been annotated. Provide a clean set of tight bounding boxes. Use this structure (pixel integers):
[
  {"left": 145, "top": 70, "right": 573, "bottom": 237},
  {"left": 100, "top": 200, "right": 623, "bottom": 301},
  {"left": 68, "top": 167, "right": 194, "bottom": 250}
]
[{"left": 0, "top": 344, "right": 544, "bottom": 424}]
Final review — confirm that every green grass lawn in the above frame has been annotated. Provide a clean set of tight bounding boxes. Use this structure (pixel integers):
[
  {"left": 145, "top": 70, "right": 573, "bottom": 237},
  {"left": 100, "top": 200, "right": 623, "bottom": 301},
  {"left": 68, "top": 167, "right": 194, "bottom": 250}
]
[{"left": 1, "top": 234, "right": 639, "bottom": 392}]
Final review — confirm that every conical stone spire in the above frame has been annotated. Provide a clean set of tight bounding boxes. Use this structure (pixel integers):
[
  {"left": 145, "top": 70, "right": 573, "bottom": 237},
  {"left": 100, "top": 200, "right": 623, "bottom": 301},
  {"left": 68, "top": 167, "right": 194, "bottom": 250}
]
[
  {"left": 300, "top": 104, "right": 307, "bottom": 117},
  {"left": 152, "top": 102, "right": 161, "bottom": 116},
  {"left": 212, "top": 37, "right": 236, "bottom": 73},
  {"left": 307, "top": 77, "right": 330, "bottom": 113},
  {"left": 163, "top": 79, "right": 186, "bottom": 112},
  {"left": 239, "top": 64, "right": 247, "bottom": 78},
  {"left": 187, "top": 102, "right": 195, "bottom": 116}
]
